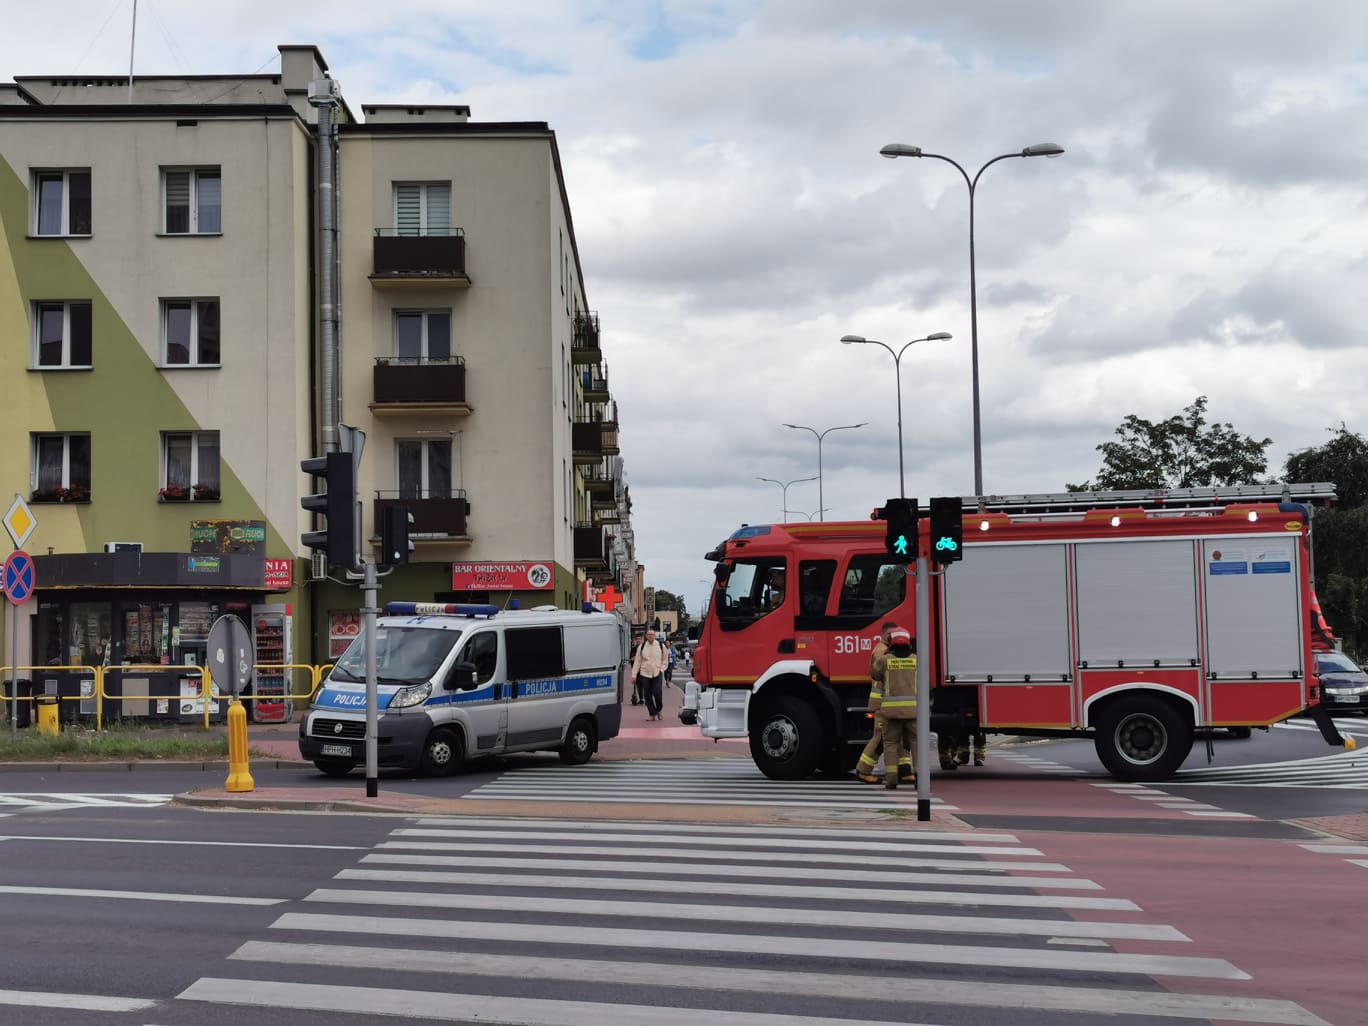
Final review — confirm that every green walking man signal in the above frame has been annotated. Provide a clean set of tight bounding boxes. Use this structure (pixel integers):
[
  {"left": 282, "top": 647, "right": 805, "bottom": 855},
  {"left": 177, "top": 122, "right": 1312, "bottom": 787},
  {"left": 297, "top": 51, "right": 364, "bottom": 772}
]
[{"left": 882, "top": 498, "right": 918, "bottom": 558}]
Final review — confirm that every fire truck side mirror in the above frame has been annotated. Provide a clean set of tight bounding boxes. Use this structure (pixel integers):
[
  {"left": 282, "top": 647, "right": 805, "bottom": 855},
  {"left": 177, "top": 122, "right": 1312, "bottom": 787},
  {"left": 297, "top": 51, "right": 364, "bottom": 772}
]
[{"left": 713, "top": 562, "right": 730, "bottom": 583}]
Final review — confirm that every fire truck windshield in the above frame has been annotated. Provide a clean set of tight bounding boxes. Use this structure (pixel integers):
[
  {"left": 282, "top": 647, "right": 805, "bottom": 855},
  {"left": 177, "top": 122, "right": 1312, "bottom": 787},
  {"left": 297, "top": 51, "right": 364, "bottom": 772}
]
[{"left": 715, "top": 559, "right": 786, "bottom": 629}]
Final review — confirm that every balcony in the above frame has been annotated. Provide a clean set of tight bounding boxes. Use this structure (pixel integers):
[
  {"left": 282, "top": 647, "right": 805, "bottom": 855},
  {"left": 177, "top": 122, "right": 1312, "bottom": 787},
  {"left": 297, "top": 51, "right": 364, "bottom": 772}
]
[
  {"left": 572, "top": 420, "right": 602, "bottom": 465},
  {"left": 373, "top": 490, "right": 471, "bottom": 543},
  {"left": 601, "top": 418, "right": 619, "bottom": 456},
  {"left": 593, "top": 503, "right": 621, "bottom": 524},
  {"left": 371, "top": 356, "right": 471, "bottom": 415},
  {"left": 571, "top": 311, "right": 601, "bottom": 364},
  {"left": 370, "top": 227, "right": 471, "bottom": 288},
  {"left": 579, "top": 365, "right": 609, "bottom": 402},
  {"left": 573, "top": 523, "right": 607, "bottom": 568},
  {"left": 582, "top": 462, "right": 615, "bottom": 497}
]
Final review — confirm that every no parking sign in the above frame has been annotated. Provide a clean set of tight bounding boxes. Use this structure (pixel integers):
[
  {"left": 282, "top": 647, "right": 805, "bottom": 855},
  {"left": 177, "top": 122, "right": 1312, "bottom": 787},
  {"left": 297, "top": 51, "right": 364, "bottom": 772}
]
[{"left": 4, "top": 551, "right": 35, "bottom": 606}]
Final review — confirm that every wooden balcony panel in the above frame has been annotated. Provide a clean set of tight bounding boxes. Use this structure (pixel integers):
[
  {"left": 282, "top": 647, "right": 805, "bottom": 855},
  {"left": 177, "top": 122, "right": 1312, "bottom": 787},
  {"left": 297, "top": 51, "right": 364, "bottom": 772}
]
[
  {"left": 374, "top": 494, "right": 470, "bottom": 540},
  {"left": 371, "top": 359, "right": 471, "bottom": 415},
  {"left": 371, "top": 231, "right": 471, "bottom": 288},
  {"left": 573, "top": 525, "right": 607, "bottom": 567}
]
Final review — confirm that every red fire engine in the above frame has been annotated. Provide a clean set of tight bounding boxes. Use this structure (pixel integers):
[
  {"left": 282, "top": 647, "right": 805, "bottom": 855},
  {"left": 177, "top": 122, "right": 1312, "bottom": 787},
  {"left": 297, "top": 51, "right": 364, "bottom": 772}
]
[{"left": 683, "top": 484, "right": 1350, "bottom": 782}]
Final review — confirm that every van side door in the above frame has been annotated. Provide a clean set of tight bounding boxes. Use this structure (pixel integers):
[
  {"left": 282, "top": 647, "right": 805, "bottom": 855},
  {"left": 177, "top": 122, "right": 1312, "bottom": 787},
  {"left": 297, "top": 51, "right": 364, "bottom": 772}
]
[
  {"left": 447, "top": 629, "right": 507, "bottom": 755},
  {"left": 503, "top": 625, "right": 566, "bottom": 751}
]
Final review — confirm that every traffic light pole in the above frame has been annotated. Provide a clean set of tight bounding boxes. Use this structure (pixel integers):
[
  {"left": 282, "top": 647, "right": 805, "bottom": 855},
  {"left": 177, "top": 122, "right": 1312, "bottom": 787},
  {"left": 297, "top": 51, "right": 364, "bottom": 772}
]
[
  {"left": 915, "top": 550, "right": 932, "bottom": 822},
  {"left": 362, "top": 559, "right": 379, "bottom": 798}
]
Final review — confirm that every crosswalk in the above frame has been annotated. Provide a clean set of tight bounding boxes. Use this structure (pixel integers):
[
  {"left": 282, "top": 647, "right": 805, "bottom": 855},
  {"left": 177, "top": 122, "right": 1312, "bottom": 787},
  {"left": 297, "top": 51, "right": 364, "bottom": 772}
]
[
  {"left": 0, "top": 792, "right": 172, "bottom": 815},
  {"left": 169, "top": 816, "right": 1327, "bottom": 1025},
  {"left": 465, "top": 756, "right": 960, "bottom": 811},
  {"left": 1171, "top": 745, "right": 1368, "bottom": 788}
]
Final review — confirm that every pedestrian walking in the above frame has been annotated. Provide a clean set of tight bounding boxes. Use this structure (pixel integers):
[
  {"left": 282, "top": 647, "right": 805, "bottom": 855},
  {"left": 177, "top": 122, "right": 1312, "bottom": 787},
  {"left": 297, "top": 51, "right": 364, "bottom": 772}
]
[
  {"left": 855, "top": 621, "right": 900, "bottom": 784},
  {"left": 878, "top": 627, "right": 918, "bottom": 790},
  {"left": 630, "top": 627, "right": 668, "bottom": 721}
]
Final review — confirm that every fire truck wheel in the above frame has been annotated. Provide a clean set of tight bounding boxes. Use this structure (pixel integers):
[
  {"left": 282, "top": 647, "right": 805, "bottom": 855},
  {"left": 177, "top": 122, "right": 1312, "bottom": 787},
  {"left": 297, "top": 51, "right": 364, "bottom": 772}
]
[
  {"left": 559, "top": 716, "right": 597, "bottom": 765},
  {"left": 420, "top": 727, "right": 464, "bottom": 777},
  {"left": 1094, "top": 695, "right": 1193, "bottom": 781},
  {"left": 1228, "top": 726, "right": 1253, "bottom": 739},
  {"left": 750, "top": 695, "right": 825, "bottom": 780}
]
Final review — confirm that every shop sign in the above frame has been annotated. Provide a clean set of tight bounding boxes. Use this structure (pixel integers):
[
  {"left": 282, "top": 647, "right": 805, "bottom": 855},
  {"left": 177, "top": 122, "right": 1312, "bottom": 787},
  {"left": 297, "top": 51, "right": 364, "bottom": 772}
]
[
  {"left": 186, "top": 555, "right": 221, "bottom": 573},
  {"left": 190, "top": 519, "right": 266, "bottom": 555},
  {"left": 264, "top": 558, "right": 292, "bottom": 590},
  {"left": 451, "top": 561, "right": 554, "bottom": 592}
]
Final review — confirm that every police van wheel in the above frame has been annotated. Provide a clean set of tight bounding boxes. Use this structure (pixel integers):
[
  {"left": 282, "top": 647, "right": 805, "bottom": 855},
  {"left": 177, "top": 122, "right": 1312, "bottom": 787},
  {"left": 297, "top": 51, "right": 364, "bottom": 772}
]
[
  {"left": 1094, "top": 695, "right": 1193, "bottom": 782},
  {"left": 420, "top": 728, "right": 464, "bottom": 777},
  {"left": 751, "top": 695, "right": 825, "bottom": 781},
  {"left": 313, "top": 760, "right": 355, "bottom": 778},
  {"left": 559, "top": 717, "right": 597, "bottom": 765}
]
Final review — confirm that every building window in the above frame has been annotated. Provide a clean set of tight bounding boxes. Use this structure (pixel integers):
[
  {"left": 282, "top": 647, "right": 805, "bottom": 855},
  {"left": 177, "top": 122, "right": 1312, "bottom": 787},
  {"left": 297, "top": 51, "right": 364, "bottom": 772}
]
[
  {"left": 163, "top": 168, "right": 221, "bottom": 234},
  {"left": 31, "top": 433, "right": 91, "bottom": 503},
  {"left": 162, "top": 299, "right": 220, "bottom": 366},
  {"left": 161, "top": 431, "right": 219, "bottom": 501},
  {"left": 397, "top": 439, "right": 451, "bottom": 499},
  {"left": 33, "top": 169, "right": 91, "bottom": 236},
  {"left": 394, "top": 310, "right": 451, "bottom": 362},
  {"left": 33, "top": 301, "right": 93, "bottom": 368},
  {"left": 394, "top": 182, "right": 450, "bottom": 236}
]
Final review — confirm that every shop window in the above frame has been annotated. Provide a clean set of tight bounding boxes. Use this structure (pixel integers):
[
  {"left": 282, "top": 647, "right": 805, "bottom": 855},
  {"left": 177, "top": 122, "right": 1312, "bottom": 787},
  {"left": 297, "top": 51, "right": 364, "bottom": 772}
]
[
  {"left": 162, "top": 167, "right": 221, "bottom": 234},
  {"left": 161, "top": 431, "right": 220, "bottom": 502},
  {"left": 121, "top": 603, "right": 173, "bottom": 664},
  {"left": 30, "top": 432, "right": 91, "bottom": 503},
  {"left": 397, "top": 438, "right": 452, "bottom": 499},
  {"left": 70, "top": 602, "right": 112, "bottom": 667},
  {"left": 33, "top": 169, "right": 91, "bottom": 236},
  {"left": 32, "top": 301, "right": 92, "bottom": 368},
  {"left": 162, "top": 299, "right": 220, "bottom": 367}
]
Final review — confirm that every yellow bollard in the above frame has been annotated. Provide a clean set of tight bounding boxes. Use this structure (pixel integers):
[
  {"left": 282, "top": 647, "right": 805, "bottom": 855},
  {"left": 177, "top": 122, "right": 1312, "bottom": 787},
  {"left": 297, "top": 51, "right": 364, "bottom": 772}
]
[
  {"left": 225, "top": 699, "right": 254, "bottom": 792},
  {"left": 35, "top": 696, "right": 59, "bottom": 737}
]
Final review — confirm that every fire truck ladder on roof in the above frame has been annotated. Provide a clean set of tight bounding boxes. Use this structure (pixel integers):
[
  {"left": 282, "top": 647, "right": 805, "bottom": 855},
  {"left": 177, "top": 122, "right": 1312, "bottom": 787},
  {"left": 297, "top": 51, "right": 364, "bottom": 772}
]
[{"left": 964, "top": 482, "right": 1337, "bottom": 515}]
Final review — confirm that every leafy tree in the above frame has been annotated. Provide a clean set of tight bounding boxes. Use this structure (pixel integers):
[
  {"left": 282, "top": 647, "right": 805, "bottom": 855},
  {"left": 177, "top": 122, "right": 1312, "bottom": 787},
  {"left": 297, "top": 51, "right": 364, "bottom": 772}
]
[
  {"left": 653, "top": 589, "right": 687, "bottom": 619},
  {"left": 1285, "top": 425, "right": 1368, "bottom": 508},
  {"left": 1068, "top": 396, "right": 1271, "bottom": 491}
]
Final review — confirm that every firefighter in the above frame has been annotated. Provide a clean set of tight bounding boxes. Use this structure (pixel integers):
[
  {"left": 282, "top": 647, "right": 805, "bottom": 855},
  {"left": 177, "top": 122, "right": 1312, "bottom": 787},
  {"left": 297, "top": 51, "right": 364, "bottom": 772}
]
[
  {"left": 938, "top": 728, "right": 987, "bottom": 770},
  {"left": 855, "top": 621, "right": 904, "bottom": 784},
  {"left": 879, "top": 627, "right": 918, "bottom": 789}
]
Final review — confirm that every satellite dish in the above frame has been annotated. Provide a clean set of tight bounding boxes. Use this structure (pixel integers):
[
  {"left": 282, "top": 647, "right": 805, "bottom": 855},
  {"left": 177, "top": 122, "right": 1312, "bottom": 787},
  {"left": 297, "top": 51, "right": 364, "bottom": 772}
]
[{"left": 205, "top": 615, "right": 253, "bottom": 697}]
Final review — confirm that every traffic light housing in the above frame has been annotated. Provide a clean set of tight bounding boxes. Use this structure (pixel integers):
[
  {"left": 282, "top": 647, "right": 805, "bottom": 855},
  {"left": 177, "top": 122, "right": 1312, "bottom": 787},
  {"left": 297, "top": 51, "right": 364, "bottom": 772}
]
[
  {"left": 380, "top": 505, "right": 415, "bottom": 565},
  {"left": 882, "top": 498, "right": 918, "bottom": 558},
  {"left": 301, "top": 452, "right": 356, "bottom": 569},
  {"left": 929, "top": 496, "right": 963, "bottom": 564}
]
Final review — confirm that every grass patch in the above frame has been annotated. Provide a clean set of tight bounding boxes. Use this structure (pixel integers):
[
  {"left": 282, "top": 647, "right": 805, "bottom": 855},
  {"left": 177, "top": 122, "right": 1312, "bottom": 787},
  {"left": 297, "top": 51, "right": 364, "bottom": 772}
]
[{"left": 0, "top": 724, "right": 231, "bottom": 762}]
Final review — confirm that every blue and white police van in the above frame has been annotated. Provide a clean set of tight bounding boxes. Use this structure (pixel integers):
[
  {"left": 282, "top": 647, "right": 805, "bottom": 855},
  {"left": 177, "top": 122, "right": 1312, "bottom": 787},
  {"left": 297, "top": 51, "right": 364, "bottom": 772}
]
[{"left": 299, "top": 602, "right": 628, "bottom": 777}]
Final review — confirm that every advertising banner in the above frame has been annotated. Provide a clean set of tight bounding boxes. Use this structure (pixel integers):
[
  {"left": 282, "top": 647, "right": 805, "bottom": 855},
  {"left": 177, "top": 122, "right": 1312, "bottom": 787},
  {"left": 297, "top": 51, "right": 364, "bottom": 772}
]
[{"left": 451, "top": 561, "right": 554, "bottom": 591}]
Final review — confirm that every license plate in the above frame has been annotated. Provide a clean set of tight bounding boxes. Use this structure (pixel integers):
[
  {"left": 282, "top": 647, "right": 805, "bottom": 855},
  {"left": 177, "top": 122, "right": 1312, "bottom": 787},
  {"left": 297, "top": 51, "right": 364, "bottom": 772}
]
[
  {"left": 320, "top": 743, "right": 354, "bottom": 757},
  {"left": 1332, "top": 695, "right": 1358, "bottom": 704}
]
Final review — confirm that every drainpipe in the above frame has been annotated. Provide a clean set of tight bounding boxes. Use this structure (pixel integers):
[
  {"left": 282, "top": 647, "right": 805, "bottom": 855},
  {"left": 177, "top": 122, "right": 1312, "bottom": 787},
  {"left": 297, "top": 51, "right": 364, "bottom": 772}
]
[{"left": 308, "top": 79, "right": 341, "bottom": 453}]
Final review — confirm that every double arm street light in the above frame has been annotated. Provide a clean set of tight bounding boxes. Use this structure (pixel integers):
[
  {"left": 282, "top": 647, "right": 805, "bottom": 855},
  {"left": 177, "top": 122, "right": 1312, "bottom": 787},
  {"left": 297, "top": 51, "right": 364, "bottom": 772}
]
[
  {"left": 757, "top": 475, "right": 818, "bottom": 524},
  {"left": 841, "top": 332, "right": 952, "bottom": 498},
  {"left": 782, "top": 422, "right": 867, "bottom": 522},
  {"left": 880, "top": 141, "right": 1064, "bottom": 499}
]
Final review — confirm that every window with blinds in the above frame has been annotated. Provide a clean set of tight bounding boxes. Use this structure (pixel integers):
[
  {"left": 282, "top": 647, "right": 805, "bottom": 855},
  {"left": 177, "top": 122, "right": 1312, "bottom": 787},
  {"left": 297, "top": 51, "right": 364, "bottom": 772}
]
[
  {"left": 163, "top": 168, "right": 221, "bottom": 234},
  {"left": 394, "top": 183, "right": 451, "bottom": 236}
]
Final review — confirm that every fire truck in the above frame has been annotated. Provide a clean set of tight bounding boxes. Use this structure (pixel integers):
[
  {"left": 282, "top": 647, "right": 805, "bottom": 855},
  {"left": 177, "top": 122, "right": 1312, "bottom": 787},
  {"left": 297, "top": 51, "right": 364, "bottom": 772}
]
[{"left": 682, "top": 483, "right": 1351, "bottom": 782}]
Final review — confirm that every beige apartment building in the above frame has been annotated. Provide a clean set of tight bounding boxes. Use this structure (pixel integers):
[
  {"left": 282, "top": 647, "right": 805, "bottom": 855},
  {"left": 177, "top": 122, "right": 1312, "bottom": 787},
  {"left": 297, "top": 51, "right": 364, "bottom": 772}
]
[{"left": 0, "top": 44, "right": 635, "bottom": 713}]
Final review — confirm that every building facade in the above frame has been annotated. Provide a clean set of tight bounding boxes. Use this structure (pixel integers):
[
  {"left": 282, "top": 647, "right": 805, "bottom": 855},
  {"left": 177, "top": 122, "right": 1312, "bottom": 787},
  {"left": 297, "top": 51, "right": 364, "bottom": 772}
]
[{"left": 0, "top": 45, "right": 635, "bottom": 714}]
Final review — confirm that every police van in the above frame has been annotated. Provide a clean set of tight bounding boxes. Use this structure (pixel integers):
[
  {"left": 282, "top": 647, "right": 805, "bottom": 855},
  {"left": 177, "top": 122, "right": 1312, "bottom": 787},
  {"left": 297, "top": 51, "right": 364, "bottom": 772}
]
[{"left": 298, "top": 602, "right": 628, "bottom": 777}]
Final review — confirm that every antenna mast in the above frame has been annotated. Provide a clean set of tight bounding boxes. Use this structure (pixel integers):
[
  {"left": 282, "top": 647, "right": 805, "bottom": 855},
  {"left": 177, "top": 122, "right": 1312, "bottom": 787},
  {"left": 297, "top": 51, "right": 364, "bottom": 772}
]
[{"left": 127, "top": 0, "right": 138, "bottom": 103}]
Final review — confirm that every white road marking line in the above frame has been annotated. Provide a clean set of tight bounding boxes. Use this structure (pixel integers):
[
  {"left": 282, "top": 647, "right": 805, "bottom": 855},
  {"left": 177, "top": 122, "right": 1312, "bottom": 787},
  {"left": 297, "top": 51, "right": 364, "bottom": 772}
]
[
  {"left": 365, "top": 850, "right": 1071, "bottom": 873},
  {"left": 229, "top": 941, "right": 1330, "bottom": 1025},
  {"left": 0, "top": 834, "right": 367, "bottom": 850},
  {"left": 1299, "top": 843, "right": 1368, "bottom": 854},
  {"left": 0, "top": 988, "right": 156, "bottom": 1012},
  {"left": 0, "top": 885, "right": 283, "bottom": 905},
  {"left": 408, "top": 816, "right": 1021, "bottom": 843},
  {"left": 179, "top": 977, "right": 938, "bottom": 1026},
  {"left": 308, "top": 884, "right": 1185, "bottom": 942},
  {"left": 1184, "top": 810, "right": 1256, "bottom": 818}
]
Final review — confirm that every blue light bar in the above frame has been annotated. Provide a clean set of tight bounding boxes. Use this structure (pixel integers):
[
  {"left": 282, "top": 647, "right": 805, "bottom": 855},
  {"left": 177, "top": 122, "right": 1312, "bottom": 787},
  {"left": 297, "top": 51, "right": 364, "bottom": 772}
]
[
  {"left": 729, "top": 524, "right": 773, "bottom": 540},
  {"left": 385, "top": 602, "right": 500, "bottom": 618}
]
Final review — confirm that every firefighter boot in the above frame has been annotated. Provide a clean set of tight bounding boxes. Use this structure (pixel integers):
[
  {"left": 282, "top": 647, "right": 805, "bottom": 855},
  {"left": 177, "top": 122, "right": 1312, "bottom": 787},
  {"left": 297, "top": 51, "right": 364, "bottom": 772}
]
[
  {"left": 884, "top": 773, "right": 898, "bottom": 790},
  {"left": 855, "top": 753, "right": 881, "bottom": 785},
  {"left": 956, "top": 741, "right": 971, "bottom": 766},
  {"left": 856, "top": 771, "right": 881, "bottom": 784},
  {"left": 938, "top": 737, "right": 958, "bottom": 771},
  {"left": 898, "top": 760, "right": 914, "bottom": 784},
  {"left": 974, "top": 737, "right": 987, "bottom": 767}
]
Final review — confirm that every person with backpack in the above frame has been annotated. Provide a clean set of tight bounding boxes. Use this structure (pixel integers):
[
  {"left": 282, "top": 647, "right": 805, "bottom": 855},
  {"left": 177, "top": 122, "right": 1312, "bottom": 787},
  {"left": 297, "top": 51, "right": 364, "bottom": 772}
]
[{"left": 630, "top": 627, "right": 669, "bottom": 721}]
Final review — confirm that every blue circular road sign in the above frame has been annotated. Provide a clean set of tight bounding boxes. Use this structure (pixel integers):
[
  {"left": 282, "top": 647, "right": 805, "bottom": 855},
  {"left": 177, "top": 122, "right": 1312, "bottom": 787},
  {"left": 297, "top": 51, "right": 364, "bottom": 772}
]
[{"left": 5, "top": 550, "right": 35, "bottom": 606}]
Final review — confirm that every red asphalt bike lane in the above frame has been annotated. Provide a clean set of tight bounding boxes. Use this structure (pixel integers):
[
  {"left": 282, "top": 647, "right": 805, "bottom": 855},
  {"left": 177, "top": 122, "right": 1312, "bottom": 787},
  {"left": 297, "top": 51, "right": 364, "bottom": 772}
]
[{"left": 1015, "top": 828, "right": 1368, "bottom": 1026}]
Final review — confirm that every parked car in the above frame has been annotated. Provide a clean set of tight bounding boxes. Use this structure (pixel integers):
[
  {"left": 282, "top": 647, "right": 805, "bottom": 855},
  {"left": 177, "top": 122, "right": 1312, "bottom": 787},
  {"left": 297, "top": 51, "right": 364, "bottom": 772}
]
[{"left": 1316, "top": 651, "right": 1368, "bottom": 715}]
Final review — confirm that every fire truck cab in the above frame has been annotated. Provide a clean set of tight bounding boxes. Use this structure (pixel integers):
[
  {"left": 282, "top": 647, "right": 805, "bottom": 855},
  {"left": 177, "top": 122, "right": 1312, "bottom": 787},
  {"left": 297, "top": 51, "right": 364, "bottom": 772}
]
[{"left": 684, "top": 484, "right": 1345, "bottom": 782}]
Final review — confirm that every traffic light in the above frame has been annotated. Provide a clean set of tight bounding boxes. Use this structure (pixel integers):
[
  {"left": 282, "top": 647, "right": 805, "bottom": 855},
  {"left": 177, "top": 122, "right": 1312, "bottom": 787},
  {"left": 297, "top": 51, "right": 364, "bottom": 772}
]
[
  {"left": 929, "top": 496, "right": 963, "bottom": 564},
  {"left": 380, "top": 505, "right": 415, "bottom": 565},
  {"left": 882, "top": 498, "right": 918, "bottom": 558},
  {"left": 301, "top": 452, "right": 356, "bottom": 569}
]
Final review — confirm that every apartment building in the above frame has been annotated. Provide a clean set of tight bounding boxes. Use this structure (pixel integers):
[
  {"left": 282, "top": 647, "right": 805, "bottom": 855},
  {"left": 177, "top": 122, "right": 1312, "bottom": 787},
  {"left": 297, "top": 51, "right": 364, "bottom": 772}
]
[{"left": 0, "top": 45, "right": 634, "bottom": 713}]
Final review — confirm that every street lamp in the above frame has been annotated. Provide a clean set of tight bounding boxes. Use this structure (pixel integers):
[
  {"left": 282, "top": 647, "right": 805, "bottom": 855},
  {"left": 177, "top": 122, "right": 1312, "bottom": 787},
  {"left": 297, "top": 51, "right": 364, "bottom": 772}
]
[
  {"left": 783, "top": 508, "right": 832, "bottom": 522},
  {"left": 757, "top": 475, "right": 818, "bottom": 523},
  {"left": 840, "top": 332, "right": 952, "bottom": 498},
  {"left": 782, "top": 422, "right": 867, "bottom": 522},
  {"left": 880, "top": 141, "right": 1064, "bottom": 500}
]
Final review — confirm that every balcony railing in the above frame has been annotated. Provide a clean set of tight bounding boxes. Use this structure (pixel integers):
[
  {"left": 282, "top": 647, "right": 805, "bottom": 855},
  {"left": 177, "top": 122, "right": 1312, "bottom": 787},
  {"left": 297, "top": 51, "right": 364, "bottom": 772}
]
[
  {"left": 373, "top": 490, "right": 470, "bottom": 540},
  {"left": 572, "top": 420, "right": 602, "bottom": 463},
  {"left": 371, "top": 227, "right": 470, "bottom": 287},
  {"left": 571, "top": 311, "right": 601, "bottom": 363},
  {"left": 573, "top": 523, "right": 607, "bottom": 567},
  {"left": 579, "top": 365, "right": 609, "bottom": 400},
  {"left": 371, "top": 356, "right": 470, "bottom": 414}
]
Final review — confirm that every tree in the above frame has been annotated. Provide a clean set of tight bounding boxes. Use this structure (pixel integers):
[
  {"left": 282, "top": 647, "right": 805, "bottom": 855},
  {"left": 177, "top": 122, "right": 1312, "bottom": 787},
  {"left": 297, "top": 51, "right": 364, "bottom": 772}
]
[
  {"left": 1285, "top": 424, "right": 1368, "bottom": 508},
  {"left": 653, "top": 589, "right": 687, "bottom": 620},
  {"left": 1068, "top": 396, "right": 1271, "bottom": 491}
]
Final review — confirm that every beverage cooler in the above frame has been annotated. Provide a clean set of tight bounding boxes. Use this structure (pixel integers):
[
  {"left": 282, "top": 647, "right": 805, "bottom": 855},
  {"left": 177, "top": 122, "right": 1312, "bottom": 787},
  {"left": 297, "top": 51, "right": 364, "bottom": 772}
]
[{"left": 251, "top": 604, "right": 293, "bottom": 723}]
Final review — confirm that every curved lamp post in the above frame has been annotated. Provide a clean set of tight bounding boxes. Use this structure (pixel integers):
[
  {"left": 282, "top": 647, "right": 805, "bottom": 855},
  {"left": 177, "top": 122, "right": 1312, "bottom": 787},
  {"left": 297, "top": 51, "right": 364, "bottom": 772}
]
[
  {"left": 757, "top": 475, "right": 818, "bottom": 524},
  {"left": 880, "top": 141, "right": 1063, "bottom": 499},
  {"left": 840, "top": 332, "right": 952, "bottom": 498},
  {"left": 782, "top": 422, "right": 867, "bottom": 522}
]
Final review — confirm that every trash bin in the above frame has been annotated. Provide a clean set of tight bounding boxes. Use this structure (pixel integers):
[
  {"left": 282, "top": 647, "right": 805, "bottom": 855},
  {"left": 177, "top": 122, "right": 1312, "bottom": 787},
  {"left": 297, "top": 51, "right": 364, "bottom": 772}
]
[
  {"left": 35, "top": 695, "right": 59, "bottom": 737},
  {"left": 2, "top": 678, "right": 32, "bottom": 728}
]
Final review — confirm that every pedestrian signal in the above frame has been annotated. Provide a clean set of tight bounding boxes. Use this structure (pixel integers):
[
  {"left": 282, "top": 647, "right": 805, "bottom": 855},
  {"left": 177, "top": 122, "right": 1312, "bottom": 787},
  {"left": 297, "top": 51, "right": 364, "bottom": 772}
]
[
  {"left": 882, "top": 498, "right": 918, "bottom": 558},
  {"left": 380, "top": 505, "right": 415, "bottom": 566},
  {"left": 929, "top": 496, "right": 963, "bottom": 564}
]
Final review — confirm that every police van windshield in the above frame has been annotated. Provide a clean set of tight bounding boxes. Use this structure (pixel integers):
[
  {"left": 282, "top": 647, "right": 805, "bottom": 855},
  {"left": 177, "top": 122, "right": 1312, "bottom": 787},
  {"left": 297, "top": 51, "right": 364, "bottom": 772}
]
[{"left": 331, "top": 626, "right": 463, "bottom": 684}]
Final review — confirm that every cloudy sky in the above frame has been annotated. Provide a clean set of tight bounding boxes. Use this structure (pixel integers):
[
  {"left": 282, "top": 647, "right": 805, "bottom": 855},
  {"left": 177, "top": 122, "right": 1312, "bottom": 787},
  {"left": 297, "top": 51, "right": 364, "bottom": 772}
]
[{"left": 5, "top": 1, "right": 1367, "bottom": 616}]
